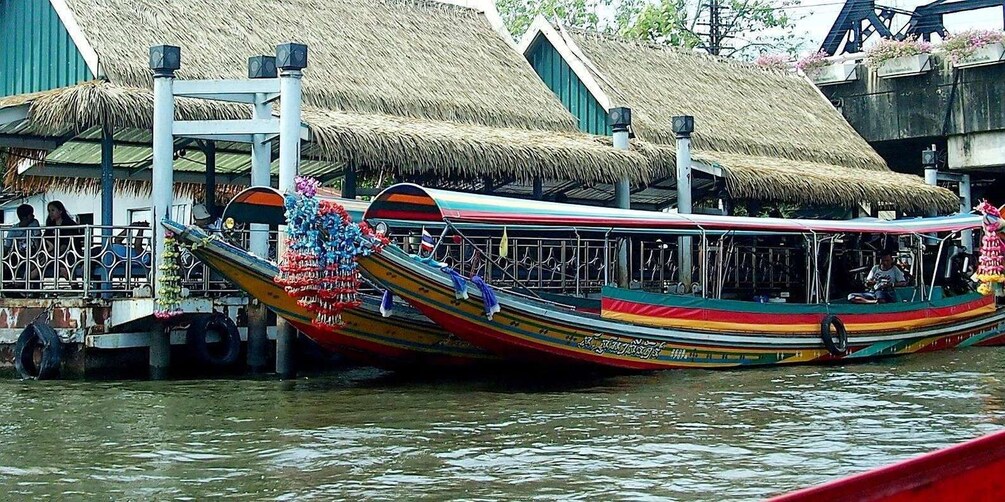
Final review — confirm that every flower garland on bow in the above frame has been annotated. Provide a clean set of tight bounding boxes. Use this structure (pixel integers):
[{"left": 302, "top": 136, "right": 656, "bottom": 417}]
[
  {"left": 275, "top": 176, "right": 323, "bottom": 307},
  {"left": 975, "top": 200, "right": 1005, "bottom": 296},
  {"left": 154, "top": 231, "right": 184, "bottom": 319},
  {"left": 276, "top": 176, "right": 389, "bottom": 328}
]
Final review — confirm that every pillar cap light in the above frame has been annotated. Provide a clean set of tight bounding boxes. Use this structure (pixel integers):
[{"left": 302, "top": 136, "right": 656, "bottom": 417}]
[
  {"left": 149, "top": 45, "right": 181, "bottom": 75},
  {"left": 921, "top": 148, "right": 937, "bottom": 167},
  {"left": 607, "top": 107, "right": 632, "bottom": 132},
  {"left": 248, "top": 56, "right": 278, "bottom": 79},
  {"left": 276, "top": 43, "right": 308, "bottom": 71},
  {"left": 671, "top": 115, "right": 694, "bottom": 137}
]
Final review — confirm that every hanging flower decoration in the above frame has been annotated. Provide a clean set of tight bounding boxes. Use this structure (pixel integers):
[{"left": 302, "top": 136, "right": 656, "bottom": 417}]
[
  {"left": 275, "top": 177, "right": 323, "bottom": 308},
  {"left": 974, "top": 200, "right": 1005, "bottom": 296},
  {"left": 275, "top": 176, "right": 390, "bottom": 328},
  {"left": 155, "top": 231, "right": 184, "bottom": 319}
]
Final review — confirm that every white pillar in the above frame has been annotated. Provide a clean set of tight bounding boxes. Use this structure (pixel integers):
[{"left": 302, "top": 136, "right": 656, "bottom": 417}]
[
  {"left": 277, "top": 43, "right": 306, "bottom": 195},
  {"left": 960, "top": 174, "right": 973, "bottom": 251},
  {"left": 248, "top": 56, "right": 277, "bottom": 373},
  {"left": 608, "top": 107, "right": 631, "bottom": 288},
  {"left": 673, "top": 116, "right": 694, "bottom": 290},
  {"left": 149, "top": 44, "right": 180, "bottom": 381},
  {"left": 275, "top": 43, "right": 307, "bottom": 380},
  {"left": 248, "top": 55, "right": 276, "bottom": 260},
  {"left": 922, "top": 148, "right": 938, "bottom": 219},
  {"left": 150, "top": 45, "right": 179, "bottom": 295}
]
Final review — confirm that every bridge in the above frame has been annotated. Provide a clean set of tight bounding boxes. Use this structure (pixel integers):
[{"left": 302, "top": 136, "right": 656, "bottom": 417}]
[{"left": 814, "top": 0, "right": 1005, "bottom": 202}]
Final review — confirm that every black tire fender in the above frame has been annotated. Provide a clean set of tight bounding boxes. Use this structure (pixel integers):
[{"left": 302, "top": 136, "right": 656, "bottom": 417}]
[
  {"left": 821, "top": 314, "right": 848, "bottom": 356},
  {"left": 186, "top": 314, "right": 241, "bottom": 367},
  {"left": 14, "top": 323, "right": 62, "bottom": 380}
]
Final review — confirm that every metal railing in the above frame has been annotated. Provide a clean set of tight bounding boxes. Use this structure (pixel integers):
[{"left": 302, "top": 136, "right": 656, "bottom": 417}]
[
  {"left": 0, "top": 224, "right": 239, "bottom": 299},
  {"left": 382, "top": 230, "right": 809, "bottom": 299}
]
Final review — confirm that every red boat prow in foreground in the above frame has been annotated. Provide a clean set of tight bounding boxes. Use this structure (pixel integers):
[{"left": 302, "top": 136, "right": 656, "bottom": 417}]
[{"left": 770, "top": 428, "right": 1005, "bottom": 502}]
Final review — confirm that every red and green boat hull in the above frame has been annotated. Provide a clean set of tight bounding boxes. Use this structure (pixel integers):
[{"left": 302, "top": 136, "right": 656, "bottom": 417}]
[
  {"left": 164, "top": 221, "right": 496, "bottom": 369},
  {"left": 361, "top": 246, "right": 1005, "bottom": 370}
]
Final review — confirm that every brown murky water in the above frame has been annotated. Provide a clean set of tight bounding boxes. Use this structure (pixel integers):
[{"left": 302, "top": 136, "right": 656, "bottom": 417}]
[{"left": 2, "top": 348, "right": 1005, "bottom": 500}]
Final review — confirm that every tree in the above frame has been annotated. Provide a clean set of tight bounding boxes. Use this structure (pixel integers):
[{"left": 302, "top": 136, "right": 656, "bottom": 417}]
[
  {"left": 497, "top": 0, "right": 808, "bottom": 59},
  {"left": 496, "top": 0, "right": 612, "bottom": 38}
]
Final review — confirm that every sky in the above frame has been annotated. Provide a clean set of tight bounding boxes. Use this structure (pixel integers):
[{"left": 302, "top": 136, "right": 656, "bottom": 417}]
[{"left": 791, "top": 0, "right": 1005, "bottom": 55}]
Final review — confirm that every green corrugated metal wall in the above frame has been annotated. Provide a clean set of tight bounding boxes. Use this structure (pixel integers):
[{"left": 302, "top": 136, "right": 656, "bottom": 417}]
[
  {"left": 526, "top": 37, "right": 610, "bottom": 136},
  {"left": 0, "top": 0, "right": 92, "bottom": 97}
]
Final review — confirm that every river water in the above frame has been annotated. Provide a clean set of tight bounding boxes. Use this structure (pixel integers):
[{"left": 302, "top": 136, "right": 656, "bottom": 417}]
[{"left": 2, "top": 348, "right": 1005, "bottom": 500}]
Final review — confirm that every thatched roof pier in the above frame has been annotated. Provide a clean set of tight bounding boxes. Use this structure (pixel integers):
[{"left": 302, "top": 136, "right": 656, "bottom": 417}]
[{"left": 0, "top": 0, "right": 961, "bottom": 214}]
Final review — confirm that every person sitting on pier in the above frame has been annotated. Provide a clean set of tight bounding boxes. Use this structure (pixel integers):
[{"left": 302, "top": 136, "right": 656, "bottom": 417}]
[
  {"left": 2, "top": 204, "right": 41, "bottom": 292},
  {"left": 39, "top": 201, "right": 84, "bottom": 284},
  {"left": 3, "top": 204, "right": 40, "bottom": 255}
]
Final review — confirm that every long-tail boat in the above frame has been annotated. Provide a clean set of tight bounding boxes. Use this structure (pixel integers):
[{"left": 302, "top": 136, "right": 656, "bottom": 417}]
[
  {"left": 769, "top": 428, "right": 1005, "bottom": 501},
  {"left": 358, "top": 184, "right": 1005, "bottom": 370},
  {"left": 161, "top": 189, "right": 495, "bottom": 369}
]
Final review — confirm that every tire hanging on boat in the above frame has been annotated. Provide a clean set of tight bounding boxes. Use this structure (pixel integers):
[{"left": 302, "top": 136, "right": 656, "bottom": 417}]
[
  {"left": 820, "top": 315, "right": 848, "bottom": 356},
  {"left": 186, "top": 314, "right": 241, "bottom": 367},
  {"left": 14, "top": 323, "right": 62, "bottom": 380}
]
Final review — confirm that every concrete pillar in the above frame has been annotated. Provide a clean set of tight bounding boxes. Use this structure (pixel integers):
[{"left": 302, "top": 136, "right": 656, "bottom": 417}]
[
  {"left": 276, "top": 42, "right": 306, "bottom": 195},
  {"left": 148, "top": 327, "right": 171, "bottom": 380},
  {"left": 275, "top": 42, "right": 307, "bottom": 379},
  {"left": 150, "top": 45, "right": 179, "bottom": 291},
  {"left": 672, "top": 115, "right": 695, "bottom": 290},
  {"left": 922, "top": 148, "right": 939, "bottom": 221},
  {"left": 247, "top": 55, "right": 277, "bottom": 373},
  {"left": 149, "top": 45, "right": 180, "bottom": 380},
  {"left": 608, "top": 107, "right": 631, "bottom": 288},
  {"left": 960, "top": 174, "right": 973, "bottom": 251},
  {"left": 100, "top": 124, "right": 114, "bottom": 233}
]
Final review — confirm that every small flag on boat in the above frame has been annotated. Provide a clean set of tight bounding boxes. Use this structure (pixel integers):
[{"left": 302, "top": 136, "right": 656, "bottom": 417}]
[
  {"left": 499, "top": 226, "right": 509, "bottom": 258},
  {"left": 380, "top": 289, "right": 394, "bottom": 318},
  {"left": 420, "top": 227, "right": 435, "bottom": 253}
]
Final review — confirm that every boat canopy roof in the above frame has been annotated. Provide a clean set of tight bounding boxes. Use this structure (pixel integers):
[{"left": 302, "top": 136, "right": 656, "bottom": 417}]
[
  {"left": 365, "top": 184, "right": 982, "bottom": 235},
  {"left": 223, "top": 186, "right": 370, "bottom": 226}
]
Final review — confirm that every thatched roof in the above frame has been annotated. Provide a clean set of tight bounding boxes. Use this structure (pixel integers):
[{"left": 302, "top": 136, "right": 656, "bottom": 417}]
[
  {"left": 0, "top": 0, "right": 649, "bottom": 186},
  {"left": 65, "top": 0, "right": 575, "bottom": 133},
  {"left": 522, "top": 22, "right": 960, "bottom": 212},
  {"left": 0, "top": 80, "right": 652, "bottom": 184},
  {"left": 563, "top": 29, "right": 886, "bottom": 170}
]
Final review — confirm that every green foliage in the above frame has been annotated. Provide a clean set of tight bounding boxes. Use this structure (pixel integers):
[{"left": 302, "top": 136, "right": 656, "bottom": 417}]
[
  {"left": 498, "top": 0, "right": 809, "bottom": 59},
  {"left": 497, "top": 0, "right": 611, "bottom": 37}
]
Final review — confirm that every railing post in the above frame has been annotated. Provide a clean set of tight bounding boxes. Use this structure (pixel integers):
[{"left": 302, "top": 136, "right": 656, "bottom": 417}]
[
  {"left": 149, "top": 44, "right": 180, "bottom": 380},
  {"left": 83, "top": 225, "right": 92, "bottom": 298},
  {"left": 608, "top": 107, "right": 631, "bottom": 288},
  {"left": 275, "top": 42, "right": 307, "bottom": 380},
  {"left": 672, "top": 115, "right": 695, "bottom": 291}
]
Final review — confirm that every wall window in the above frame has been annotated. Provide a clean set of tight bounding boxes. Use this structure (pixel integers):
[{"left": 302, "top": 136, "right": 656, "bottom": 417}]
[{"left": 128, "top": 208, "right": 151, "bottom": 224}]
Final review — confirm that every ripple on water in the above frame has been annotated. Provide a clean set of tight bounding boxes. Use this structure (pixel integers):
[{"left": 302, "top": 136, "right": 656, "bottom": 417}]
[{"left": 0, "top": 349, "right": 1004, "bottom": 499}]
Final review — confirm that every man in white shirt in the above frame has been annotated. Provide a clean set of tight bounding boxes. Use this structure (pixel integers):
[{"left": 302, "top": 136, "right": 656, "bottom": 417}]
[{"left": 867, "top": 251, "right": 907, "bottom": 303}]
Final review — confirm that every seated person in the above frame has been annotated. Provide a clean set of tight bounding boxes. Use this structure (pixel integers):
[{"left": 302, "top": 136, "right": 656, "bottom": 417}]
[
  {"left": 192, "top": 204, "right": 221, "bottom": 233},
  {"left": 2, "top": 204, "right": 40, "bottom": 290},
  {"left": 112, "top": 221, "right": 149, "bottom": 254},
  {"left": 848, "top": 251, "right": 908, "bottom": 304},
  {"left": 4, "top": 204, "right": 40, "bottom": 255}
]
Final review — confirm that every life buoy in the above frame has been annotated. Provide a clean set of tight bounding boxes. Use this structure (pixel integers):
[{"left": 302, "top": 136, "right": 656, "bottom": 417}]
[
  {"left": 821, "top": 315, "right": 848, "bottom": 356},
  {"left": 186, "top": 314, "right": 241, "bottom": 367},
  {"left": 14, "top": 323, "right": 62, "bottom": 380}
]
